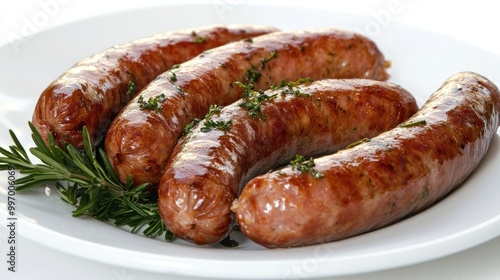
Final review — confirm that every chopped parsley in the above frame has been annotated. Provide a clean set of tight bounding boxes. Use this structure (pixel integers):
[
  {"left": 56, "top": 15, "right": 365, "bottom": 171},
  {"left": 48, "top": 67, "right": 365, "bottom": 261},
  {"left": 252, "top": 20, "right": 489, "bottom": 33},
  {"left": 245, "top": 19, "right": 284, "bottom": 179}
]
[
  {"left": 125, "top": 71, "right": 137, "bottom": 96},
  {"left": 206, "top": 104, "right": 223, "bottom": 119},
  {"left": 270, "top": 78, "right": 313, "bottom": 90},
  {"left": 184, "top": 104, "right": 231, "bottom": 134},
  {"left": 270, "top": 77, "right": 313, "bottom": 97},
  {"left": 183, "top": 118, "right": 200, "bottom": 134},
  {"left": 137, "top": 93, "right": 166, "bottom": 112},
  {"left": 126, "top": 81, "right": 136, "bottom": 96},
  {"left": 166, "top": 65, "right": 184, "bottom": 94},
  {"left": 234, "top": 81, "right": 277, "bottom": 119},
  {"left": 245, "top": 65, "right": 261, "bottom": 84},
  {"left": 169, "top": 71, "right": 177, "bottom": 83},
  {"left": 289, "top": 155, "right": 325, "bottom": 179}
]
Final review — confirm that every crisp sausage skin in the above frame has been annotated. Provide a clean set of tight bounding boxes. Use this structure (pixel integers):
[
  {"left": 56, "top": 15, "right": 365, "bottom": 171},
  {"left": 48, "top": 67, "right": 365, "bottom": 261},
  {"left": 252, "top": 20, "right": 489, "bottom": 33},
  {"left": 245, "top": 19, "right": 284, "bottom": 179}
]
[
  {"left": 158, "top": 79, "right": 418, "bottom": 245},
  {"left": 32, "top": 24, "right": 278, "bottom": 149},
  {"left": 105, "top": 28, "right": 391, "bottom": 187},
  {"left": 232, "top": 72, "right": 500, "bottom": 248}
]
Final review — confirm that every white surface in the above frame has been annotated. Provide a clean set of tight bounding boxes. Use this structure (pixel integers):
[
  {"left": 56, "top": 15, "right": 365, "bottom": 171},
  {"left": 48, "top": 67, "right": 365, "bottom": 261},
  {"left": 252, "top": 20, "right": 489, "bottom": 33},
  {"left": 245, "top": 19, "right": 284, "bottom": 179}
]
[{"left": 1, "top": 1, "right": 500, "bottom": 279}]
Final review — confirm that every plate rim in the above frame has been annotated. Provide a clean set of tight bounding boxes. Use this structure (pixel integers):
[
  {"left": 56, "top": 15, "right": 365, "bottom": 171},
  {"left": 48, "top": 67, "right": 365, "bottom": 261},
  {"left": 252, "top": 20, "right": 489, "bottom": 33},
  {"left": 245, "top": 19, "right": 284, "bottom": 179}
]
[{"left": 1, "top": 2, "right": 500, "bottom": 279}]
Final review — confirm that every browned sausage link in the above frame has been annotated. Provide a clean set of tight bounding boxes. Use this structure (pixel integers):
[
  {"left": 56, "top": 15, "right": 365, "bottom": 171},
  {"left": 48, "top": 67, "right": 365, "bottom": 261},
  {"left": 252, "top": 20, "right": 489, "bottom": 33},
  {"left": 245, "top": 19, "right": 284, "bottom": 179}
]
[
  {"left": 159, "top": 79, "right": 418, "bottom": 245},
  {"left": 232, "top": 72, "right": 500, "bottom": 248},
  {"left": 105, "top": 28, "right": 390, "bottom": 187},
  {"left": 31, "top": 24, "right": 278, "bottom": 149}
]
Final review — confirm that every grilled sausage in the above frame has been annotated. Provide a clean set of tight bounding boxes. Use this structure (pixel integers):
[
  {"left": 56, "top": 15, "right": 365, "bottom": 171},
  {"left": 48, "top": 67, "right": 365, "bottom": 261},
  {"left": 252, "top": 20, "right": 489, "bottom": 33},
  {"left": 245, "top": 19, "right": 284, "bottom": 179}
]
[
  {"left": 159, "top": 79, "right": 418, "bottom": 245},
  {"left": 232, "top": 72, "right": 500, "bottom": 248},
  {"left": 32, "top": 24, "right": 278, "bottom": 149},
  {"left": 105, "top": 28, "right": 390, "bottom": 187}
]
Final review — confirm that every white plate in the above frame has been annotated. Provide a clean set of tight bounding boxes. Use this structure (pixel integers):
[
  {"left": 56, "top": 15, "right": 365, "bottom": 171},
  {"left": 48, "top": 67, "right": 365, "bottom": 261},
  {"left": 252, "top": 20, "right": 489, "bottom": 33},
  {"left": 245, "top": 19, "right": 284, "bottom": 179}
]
[{"left": 1, "top": 3, "right": 500, "bottom": 279}]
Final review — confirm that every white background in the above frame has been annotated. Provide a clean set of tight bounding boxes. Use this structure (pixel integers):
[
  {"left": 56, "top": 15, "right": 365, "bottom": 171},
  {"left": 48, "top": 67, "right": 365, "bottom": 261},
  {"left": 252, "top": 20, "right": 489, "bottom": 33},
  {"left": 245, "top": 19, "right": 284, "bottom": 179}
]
[
  {"left": 1, "top": 0, "right": 500, "bottom": 57},
  {"left": 1, "top": 0, "right": 500, "bottom": 279}
]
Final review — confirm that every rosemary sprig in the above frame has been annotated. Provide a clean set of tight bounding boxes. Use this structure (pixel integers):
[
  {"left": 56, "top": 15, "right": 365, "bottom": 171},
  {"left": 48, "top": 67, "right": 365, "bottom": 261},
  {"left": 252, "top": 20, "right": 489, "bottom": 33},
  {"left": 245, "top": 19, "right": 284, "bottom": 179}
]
[
  {"left": 0, "top": 122, "right": 239, "bottom": 246},
  {"left": 0, "top": 122, "right": 171, "bottom": 239}
]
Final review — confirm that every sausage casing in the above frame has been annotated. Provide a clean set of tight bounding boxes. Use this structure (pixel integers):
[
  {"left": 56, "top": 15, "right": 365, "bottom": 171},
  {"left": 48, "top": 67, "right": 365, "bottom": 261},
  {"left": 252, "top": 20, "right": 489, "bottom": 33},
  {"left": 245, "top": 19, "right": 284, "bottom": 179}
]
[
  {"left": 32, "top": 24, "right": 278, "bottom": 148},
  {"left": 105, "top": 28, "right": 390, "bottom": 187},
  {"left": 159, "top": 79, "right": 418, "bottom": 245},
  {"left": 232, "top": 72, "right": 500, "bottom": 248}
]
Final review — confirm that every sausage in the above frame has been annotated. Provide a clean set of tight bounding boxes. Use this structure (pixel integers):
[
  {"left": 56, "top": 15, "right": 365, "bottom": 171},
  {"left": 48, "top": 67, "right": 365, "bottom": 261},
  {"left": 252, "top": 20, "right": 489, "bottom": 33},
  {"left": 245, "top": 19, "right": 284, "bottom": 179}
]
[
  {"left": 158, "top": 79, "right": 418, "bottom": 245},
  {"left": 232, "top": 72, "right": 500, "bottom": 248},
  {"left": 32, "top": 24, "right": 278, "bottom": 149},
  {"left": 104, "top": 28, "right": 391, "bottom": 187}
]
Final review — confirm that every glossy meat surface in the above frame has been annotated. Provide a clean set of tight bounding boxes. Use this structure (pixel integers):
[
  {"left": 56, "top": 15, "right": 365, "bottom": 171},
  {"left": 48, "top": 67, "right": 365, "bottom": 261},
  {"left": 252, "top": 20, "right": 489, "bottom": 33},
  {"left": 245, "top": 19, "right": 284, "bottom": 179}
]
[
  {"left": 105, "top": 28, "right": 390, "bottom": 187},
  {"left": 32, "top": 24, "right": 277, "bottom": 148},
  {"left": 233, "top": 72, "right": 500, "bottom": 248},
  {"left": 159, "top": 79, "right": 417, "bottom": 244}
]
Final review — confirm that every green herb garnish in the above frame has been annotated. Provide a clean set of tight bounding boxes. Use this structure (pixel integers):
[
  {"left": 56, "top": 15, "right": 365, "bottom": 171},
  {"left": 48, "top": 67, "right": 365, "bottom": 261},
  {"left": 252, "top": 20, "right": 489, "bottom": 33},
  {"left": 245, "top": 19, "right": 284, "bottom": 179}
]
[
  {"left": 206, "top": 104, "right": 223, "bottom": 119},
  {"left": 183, "top": 118, "right": 201, "bottom": 135},
  {"left": 260, "top": 50, "right": 278, "bottom": 69},
  {"left": 200, "top": 105, "right": 232, "bottom": 132},
  {"left": 289, "top": 155, "right": 325, "bottom": 179},
  {"left": 346, "top": 138, "right": 370, "bottom": 149},
  {"left": 245, "top": 65, "right": 261, "bottom": 84},
  {"left": 200, "top": 119, "right": 232, "bottom": 132},
  {"left": 137, "top": 93, "right": 166, "bottom": 112},
  {"left": 169, "top": 71, "right": 177, "bottom": 83},
  {"left": 270, "top": 78, "right": 313, "bottom": 90},
  {"left": 399, "top": 120, "right": 427, "bottom": 128},
  {"left": 235, "top": 81, "right": 277, "bottom": 119},
  {"left": 166, "top": 66, "right": 183, "bottom": 93},
  {"left": 0, "top": 122, "right": 240, "bottom": 246},
  {"left": 0, "top": 122, "right": 172, "bottom": 240},
  {"left": 288, "top": 77, "right": 313, "bottom": 87},
  {"left": 219, "top": 235, "right": 239, "bottom": 247},
  {"left": 184, "top": 104, "right": 230, "bottom": 134},
  {"left": 269, "top": 77, "right": 313, "bottom": 97},
  {"left": 125, "top": 71, "right": 137, "bottom": 96},
  {"left": 126, "top": 81, "right": 136, "bottom": 96}
]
